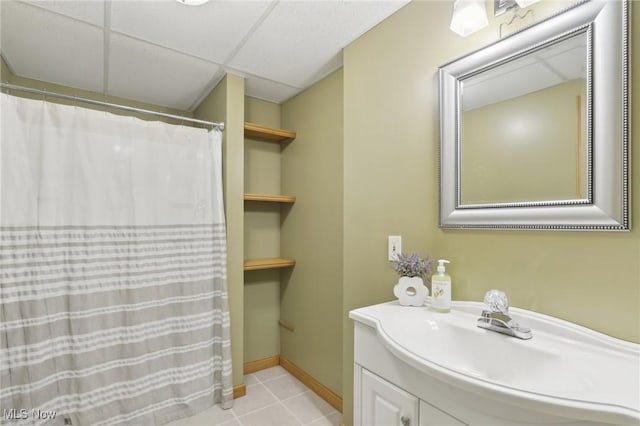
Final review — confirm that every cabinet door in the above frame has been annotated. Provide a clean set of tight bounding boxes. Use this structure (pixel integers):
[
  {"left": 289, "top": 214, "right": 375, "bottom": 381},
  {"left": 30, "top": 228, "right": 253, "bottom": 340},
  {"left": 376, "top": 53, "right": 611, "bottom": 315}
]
[
  {"left": 419, "top": 401, "right": 467, "bottom": 426},
  {"left": 361, "top": 369, "right": 418, "bottom": 426}
]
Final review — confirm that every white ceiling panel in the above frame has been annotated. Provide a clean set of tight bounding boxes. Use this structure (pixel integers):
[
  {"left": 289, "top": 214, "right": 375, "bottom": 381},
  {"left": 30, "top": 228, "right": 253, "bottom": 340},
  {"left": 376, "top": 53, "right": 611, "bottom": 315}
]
[
  {"left": 543, "top": 46, "right": 586, "bottom": 81},
  {"left": 107, "top": 33, "right": 221, "bottom": 110},
  {"left": 110, "top": 0, "right": 272, "bottom": 63},
  {"left": 538, "top": 33, "right": 586, "bottom": 81},
  {"left": 299, "top": 50, "right": 343, "bottom": 89},
  {"left": 229, "top": 1, "right": 408, "bottom": 87},
  {"left": 21, "top": 0, "right": 104, "bottom": 27},
  {"left": 1, "top": 1, "right": 104, "bottom": 93},
  {"left": 463, "top": 63, "right": 562, "bottom": 111},
  {"left": 464, "top": 56, "right": 538, "bottom": 87},
  {"left": 244, "top": 74, "right": 301, "bottom": 104},
  {"left": 2, "top": 0, "right": 410, "bottom": 108}
]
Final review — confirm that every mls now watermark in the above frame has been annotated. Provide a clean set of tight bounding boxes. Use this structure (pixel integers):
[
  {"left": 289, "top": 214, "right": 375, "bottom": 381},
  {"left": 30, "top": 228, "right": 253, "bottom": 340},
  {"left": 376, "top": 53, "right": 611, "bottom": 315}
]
[{"left": 3, "top": 409, "right": 57, "bottom": 421}]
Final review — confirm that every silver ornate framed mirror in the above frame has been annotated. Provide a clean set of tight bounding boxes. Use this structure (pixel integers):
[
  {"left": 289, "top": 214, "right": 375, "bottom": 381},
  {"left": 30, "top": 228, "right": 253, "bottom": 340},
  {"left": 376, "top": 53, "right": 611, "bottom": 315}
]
[{"left": 439, "top": 0, "right": 629, "bottom": 230}]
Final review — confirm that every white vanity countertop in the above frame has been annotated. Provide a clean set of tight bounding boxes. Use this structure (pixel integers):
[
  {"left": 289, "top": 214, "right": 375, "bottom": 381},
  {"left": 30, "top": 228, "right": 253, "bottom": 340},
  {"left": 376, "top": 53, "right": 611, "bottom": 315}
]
[{"left": 350, "top": 301, "right": 640, "bottom": 423}]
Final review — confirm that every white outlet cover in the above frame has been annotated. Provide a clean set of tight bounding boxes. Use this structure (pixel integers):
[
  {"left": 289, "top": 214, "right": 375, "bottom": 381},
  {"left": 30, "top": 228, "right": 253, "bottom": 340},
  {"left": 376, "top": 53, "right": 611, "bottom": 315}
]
[{"left": 388, "top": 235, "right": 402, "bottom": 261}]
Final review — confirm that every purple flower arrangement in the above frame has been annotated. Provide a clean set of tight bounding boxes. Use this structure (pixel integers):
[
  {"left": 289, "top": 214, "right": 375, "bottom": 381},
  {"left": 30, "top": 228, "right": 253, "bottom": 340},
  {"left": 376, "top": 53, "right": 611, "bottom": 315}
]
[{"left": 392, "top": 252, "right": 435, "bottom": 278}]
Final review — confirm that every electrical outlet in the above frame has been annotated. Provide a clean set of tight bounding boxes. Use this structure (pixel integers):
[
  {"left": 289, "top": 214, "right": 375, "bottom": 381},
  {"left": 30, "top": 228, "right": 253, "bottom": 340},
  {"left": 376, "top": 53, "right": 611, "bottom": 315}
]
[{"left": 388, "top": 235, "right": 402, "bottom": 261}]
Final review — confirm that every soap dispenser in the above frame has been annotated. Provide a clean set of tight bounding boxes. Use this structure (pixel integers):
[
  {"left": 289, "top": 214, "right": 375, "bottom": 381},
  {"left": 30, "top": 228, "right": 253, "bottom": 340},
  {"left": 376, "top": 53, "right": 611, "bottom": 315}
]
[{"left": 431, "top": 259, "right": 451, "bottom": 313}]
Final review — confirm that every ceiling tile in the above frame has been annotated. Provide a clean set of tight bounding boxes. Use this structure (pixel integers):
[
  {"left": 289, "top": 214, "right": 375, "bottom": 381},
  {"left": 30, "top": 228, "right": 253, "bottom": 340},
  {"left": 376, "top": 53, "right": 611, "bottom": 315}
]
[
  {"left": 244, "top": 75, "right": 301, "bottom": 104},
  {"left": 463, "top": 62, "right": 563, "bottom": 110},
  {"left": 544, "top": 47, "right": 586, "bottom": 80},
  {"left": 299, "top": 51, "right": 343, "bottom": 89},
  {"left": 19, "top": 0, "right": 104, "bottom": 27},
  {"left": 541, "top": 46, "right": 586, "bottom": 81},
  {"left": 229, "top": 0, "right": 408, "bottom": 87},
  {"left": 1, "top": 1, "right": 104, "bottom": 93},
  {"left": 2, "top": 0, "right": 410, "bottom": 106},
  {"left": 110, "top": 0, "right": 272, "bottom": 63},
  {"left": 107, "top": 33, "right": 221, "bottom": 110}
]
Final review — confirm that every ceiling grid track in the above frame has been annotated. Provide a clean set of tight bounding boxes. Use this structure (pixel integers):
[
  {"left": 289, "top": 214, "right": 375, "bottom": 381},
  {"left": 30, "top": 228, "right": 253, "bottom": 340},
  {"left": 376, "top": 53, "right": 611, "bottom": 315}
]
[
  {"left": 221, "top": 1, "right": 279, "bottom": 67},
  {"left": 187, "top": 0, "right": 296, "bottom": 110},
  {"left": 536, "top": 56, "right": 570, "bottom": 81},
  {"left": 3, "top": 0, "right": 410, "bottom": 109}
]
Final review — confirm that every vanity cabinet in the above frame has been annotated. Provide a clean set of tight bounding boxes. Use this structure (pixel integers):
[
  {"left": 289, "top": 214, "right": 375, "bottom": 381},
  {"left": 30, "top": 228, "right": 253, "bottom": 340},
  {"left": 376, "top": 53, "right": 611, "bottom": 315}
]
[
  {"left": 357, "top": 365, "right": 465, "bottom": 426},
  {"left": 353, "top": 314, "right": 471, "bottom": 426},
  {"left": 419, "top": 401, "right": 467, "bottom": 426},
  {"left": 351, "top": 302, "right": 639, "bottom": 425},
  {"left": 360, "top": 368, "right": 418, "bottom": 426}
]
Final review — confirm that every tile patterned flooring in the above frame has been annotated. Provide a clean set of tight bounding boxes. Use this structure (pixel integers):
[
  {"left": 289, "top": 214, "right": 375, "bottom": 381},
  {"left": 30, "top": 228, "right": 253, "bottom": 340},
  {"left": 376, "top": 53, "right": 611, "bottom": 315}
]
[{"left": 168, "top": 366, "right": 342, "bottom": 426}]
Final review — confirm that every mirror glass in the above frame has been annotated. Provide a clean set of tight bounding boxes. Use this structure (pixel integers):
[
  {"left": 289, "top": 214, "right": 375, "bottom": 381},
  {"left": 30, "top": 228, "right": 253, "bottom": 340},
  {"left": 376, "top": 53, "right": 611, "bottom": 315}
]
[
  {"left": 438, "top": 0, "right": 629, "bottom": 230},
  {"left": 459, "top": 32, "right": 588, "bottom": 206}
]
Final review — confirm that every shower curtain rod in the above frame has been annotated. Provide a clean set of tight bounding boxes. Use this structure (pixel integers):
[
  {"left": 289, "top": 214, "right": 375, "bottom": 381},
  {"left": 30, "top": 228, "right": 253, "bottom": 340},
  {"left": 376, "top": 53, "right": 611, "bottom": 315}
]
[{"left": 0, "top": 82, "right": 225, "bottom": 131}]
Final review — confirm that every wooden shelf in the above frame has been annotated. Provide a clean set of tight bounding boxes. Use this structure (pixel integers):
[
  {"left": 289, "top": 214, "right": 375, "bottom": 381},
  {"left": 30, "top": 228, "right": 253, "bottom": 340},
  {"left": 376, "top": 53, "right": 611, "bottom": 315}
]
[
  {"left": 244, "top": 258, "right": 296, "bottom": 271},
  {"left": 244, "top": 193, "right": 296, "bottom": 203},
  {"left": 244, "top": 122, "right": 296, "bottom": 142}
]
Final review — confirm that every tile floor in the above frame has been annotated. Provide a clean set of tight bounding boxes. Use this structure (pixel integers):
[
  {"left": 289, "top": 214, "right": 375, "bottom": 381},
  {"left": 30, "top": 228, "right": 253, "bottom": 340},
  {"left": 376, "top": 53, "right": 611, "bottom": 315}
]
[{"left": 168, "top": 366, "right": 342, "bottom": 426}]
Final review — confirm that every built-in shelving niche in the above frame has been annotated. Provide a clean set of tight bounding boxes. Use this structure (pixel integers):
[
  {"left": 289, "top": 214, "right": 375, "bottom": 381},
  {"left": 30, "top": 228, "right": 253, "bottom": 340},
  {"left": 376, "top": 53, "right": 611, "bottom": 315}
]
[{"left": 243, "top": 122, "right": 296, "bottom": 272}]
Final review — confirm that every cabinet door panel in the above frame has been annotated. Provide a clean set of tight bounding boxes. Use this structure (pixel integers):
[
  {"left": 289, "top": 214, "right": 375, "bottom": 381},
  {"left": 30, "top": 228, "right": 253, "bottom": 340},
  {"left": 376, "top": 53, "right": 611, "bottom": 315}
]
[
  {"left": 419, "top": 400, "right": 467, "bottom": 426},
  {"left": 361, "top": 369, "right": 418, "bottom": 426}
]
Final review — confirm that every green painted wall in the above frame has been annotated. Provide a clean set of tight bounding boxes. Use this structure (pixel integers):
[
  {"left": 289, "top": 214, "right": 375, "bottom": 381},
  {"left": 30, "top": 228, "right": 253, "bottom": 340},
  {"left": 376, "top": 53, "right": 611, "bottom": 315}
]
[
  {"left": 194, "top": 74, "right": 246, "bottom": 387},
  {"left": 280, "top": 69, "right": 344, "bottom": 397},
  {"left": 244, "top": 97, "right": 283, "bottom": 363},
  {"left": 5, "top": 0, "right": 638, "bottom": 419},
  {"left": 341, "top": 1, "right": 639, "bottom": 424},
  {"left": 462, "top": 79, "right": 587, "bottom": 204}
]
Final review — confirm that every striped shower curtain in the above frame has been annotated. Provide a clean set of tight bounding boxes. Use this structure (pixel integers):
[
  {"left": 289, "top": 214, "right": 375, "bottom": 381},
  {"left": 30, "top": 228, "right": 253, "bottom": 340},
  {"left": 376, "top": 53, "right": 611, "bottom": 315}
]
[{"left": 0, "top": 93, "right": 233, "bottom": 425}]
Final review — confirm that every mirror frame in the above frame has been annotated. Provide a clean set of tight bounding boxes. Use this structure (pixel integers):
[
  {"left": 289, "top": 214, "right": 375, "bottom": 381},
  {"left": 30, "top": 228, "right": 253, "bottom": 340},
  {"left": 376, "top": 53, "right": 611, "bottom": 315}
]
[{"left": 439, "top": 0, "right": 629, "bottom": 231}]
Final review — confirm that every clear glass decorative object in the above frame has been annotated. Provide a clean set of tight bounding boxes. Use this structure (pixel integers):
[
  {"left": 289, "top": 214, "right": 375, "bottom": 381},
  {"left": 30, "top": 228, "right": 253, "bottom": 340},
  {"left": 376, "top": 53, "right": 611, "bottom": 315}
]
[{"left": 484, "top": 289, "right": 509, "bottom": 313}]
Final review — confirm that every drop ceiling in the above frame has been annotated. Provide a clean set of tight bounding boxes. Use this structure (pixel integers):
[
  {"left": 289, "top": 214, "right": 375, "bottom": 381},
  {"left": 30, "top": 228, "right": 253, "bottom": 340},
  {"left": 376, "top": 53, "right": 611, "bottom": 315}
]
[
  {"left": 462, "top": 31, "right": 586, "bottom": 111},
  {"left": 0, "top": 0, "right": 409, "bottom": 111}
]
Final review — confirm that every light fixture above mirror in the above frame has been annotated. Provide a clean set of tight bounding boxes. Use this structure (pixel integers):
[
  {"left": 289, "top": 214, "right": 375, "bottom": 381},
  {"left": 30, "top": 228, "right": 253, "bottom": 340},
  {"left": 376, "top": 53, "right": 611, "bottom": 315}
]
[
  {"left": 450, "top": 0, "right": 489, "bottom": 37},
  {"left": 495, "top": 0, "right": 540, "bottom": 16}
]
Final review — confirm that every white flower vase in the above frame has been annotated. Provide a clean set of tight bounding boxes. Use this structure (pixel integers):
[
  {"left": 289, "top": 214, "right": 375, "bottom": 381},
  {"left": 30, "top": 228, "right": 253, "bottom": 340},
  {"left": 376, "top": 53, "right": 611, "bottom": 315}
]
[{"left": 394, "top": 276, "right": 429, "bottom": 306}]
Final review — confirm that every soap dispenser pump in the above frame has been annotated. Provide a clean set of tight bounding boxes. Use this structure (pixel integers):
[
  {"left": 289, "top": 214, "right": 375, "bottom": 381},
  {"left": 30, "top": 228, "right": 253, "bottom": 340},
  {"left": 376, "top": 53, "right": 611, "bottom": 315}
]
[{"left": 431, "top": 259, "right": 451, "bottom": 313}]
